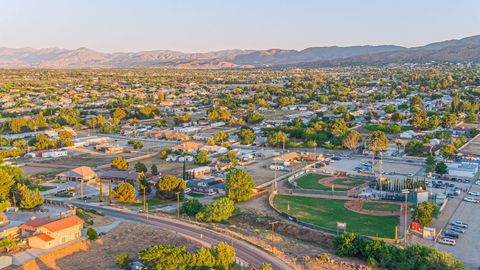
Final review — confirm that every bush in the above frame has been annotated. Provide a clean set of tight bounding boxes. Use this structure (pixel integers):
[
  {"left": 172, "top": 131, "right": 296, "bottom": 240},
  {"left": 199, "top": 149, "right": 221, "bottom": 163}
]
[
  {"left": 87, "top": 227, "right": 98, "bottom": 240},
  {"left": 196, "top": 197, "right": 236, "bottom": 222},
  {"left": 180, "top": 199, "right": 204, "bottom": 216}
]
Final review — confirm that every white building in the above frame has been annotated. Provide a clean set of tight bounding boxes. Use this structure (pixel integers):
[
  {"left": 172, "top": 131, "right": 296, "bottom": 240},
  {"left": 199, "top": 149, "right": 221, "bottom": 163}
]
[{"left": 447, "top": 162, "right": 479, "bottom": 179}]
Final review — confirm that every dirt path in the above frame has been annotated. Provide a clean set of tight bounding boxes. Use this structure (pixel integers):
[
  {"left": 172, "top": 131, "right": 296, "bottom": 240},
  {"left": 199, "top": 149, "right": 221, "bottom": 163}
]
[{"left": 344, "top": 200, "right": 402, "bottom": 217}]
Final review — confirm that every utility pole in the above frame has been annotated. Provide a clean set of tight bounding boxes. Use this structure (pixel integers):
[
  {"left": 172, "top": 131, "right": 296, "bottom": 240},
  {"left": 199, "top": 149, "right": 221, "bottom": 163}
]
[
  {"left": 402, "top": 189, "right": 409, "bottom": 247},
  {"left": 143, "top": 185, "right": 146, "bottom": 212},
  {"left": 146, "top": 202, "right": 149, "bottom": 220},
  {"left": 80, "top": 179, "right": 84, "bottom": 200},
  {"left": 108, "top": 180, "right": 112, "bottom": 204},
  {"left": 269, "top": 221, "right": 278, "bottom": 255},
  {"left": 176, "top": 191, "right": 180, "bottom": 218}
]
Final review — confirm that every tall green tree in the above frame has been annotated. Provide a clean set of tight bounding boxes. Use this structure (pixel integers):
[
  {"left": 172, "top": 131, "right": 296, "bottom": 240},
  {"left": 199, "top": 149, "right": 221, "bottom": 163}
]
[
  {"left": 113, "top": 182, "right": 136, "bottom": 203},
  {"left": 225, "top": 169, "right": 255, "bottom": 202}
]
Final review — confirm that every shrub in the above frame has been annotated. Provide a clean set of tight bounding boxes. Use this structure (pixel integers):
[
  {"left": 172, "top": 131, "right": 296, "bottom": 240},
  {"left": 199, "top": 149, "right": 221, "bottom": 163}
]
[{"left": 87, "top": 228, "right": 98, "bottom": 240}]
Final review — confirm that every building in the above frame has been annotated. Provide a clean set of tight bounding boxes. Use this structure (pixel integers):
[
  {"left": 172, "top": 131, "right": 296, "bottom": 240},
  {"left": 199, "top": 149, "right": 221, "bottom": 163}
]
[
  {"left": 55, "top": 166, "right": 97, "bottom": 182},
  {"left": 97, "top": 170, "right": 139, "bottom": 184},
  {"left": 185, "top": 166, "right": 213, "bottom": 180},
  {"left": 20, "top": 215, "right": 84, "bottom": 249},
  {"left": 171, "top": 141, "right": 203, "bottom": 153},
  {"left": 187, "top": 178, "right": 225, "bottom": 195},
  {"left": 446, "top": 162, "right": 479, "bottom": 179}
]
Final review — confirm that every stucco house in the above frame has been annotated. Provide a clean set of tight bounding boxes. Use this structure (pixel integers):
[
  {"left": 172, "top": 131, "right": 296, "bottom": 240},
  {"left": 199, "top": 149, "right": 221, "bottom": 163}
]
[{"left": 20, "top": 215, "right": 84, "bottom": 249}]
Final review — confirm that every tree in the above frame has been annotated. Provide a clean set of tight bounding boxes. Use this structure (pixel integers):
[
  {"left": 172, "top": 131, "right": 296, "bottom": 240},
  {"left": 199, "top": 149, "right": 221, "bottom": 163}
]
[
  {"left": 196, "top": 197, "right": 236, "bottom": 222},
  {"left": 112, "top": 108, "right": 127, "bottom": 120},
  {"left": 435, "top": 162, "right": 448, "bottom": 176},
  {"left": 213, "top": 242, "right": 235, "bottom": 270},
  {"left": 412, "top": 109, "right": 427, "bottom": 130},
  {"left": 57, "top": 130, "right": 74, "bottom": 147},
  {"left": 137, "top": 172, "right": 151, "bottom": 195},
  {"left": 259, "top": 263, "right": 273, "bottom": 270},
  {"left": 225, "top": 169, "right": 255, "bottom": 202},
  {"left": 192, "top": 247, "right": 216, "bottom": 268},
  {"left": 113, "top": 183, "right": 136, "bottom": 203},
  {"left": 180, "top": 199, "right": 204, "bottom": 216},
  {"left": 405, "top": 140, "right": 424, "bottom": 156},
  {"left": 149, "top": 164, "right": 158, "bottom": 175},
  {"left": 342, "top": 130, "right": 361, "bottom": 152},
  {"left": 0, "top": 170, "right": 15, "bottom": 202},
  {"left": 367, "top": 131, "right": 389, "bottom": 174},
  {"left": 139, "top": 245, "right": 191, "bottom": 269},
  {"left": 413, "top": 202, "right": 440, "bottom": 227},
  {"left": 115, "top": 252, "right": 133, "bottom": 269},
  {"left": 156, "top": 175, "right": 186, "bottom": 200},
  {"left": 330, "top": 118, "right": 348, "bottom": 136},
  {"left": 267, "top": 131, "right": 287, "bottom": 148},
  {"left": 440, "top": 144, "right": 456, "bottom": 159},
  {"left": 99, "top": 183, "right": 103, "bottom": 202},
  {"left": 237, "top": 126, "right": 256, "bottom": 145},
  {"left": 134, "top": 162, "right": 148, "bottom": 173},
  {"left": 425, "top": 155, "right": 436, "bottom": 173},
  {"left": 0, "top": 237, "right": 19, "bottom": 252},
  {"left": 87, "top": 227, "right": 98, "bottom": 240},
  {"left": 17, "top": 184, "right": 44, "bottom": 209},
  {"left": 111, "top": 157, "right": 129, "bottom": 171},
  {"left": 194, "top": 150, "right": 211, "bottom": 165}
]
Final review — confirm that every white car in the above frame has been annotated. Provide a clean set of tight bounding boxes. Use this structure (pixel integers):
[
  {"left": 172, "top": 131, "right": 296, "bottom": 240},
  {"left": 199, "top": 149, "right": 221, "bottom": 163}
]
[
  {"left": 475, "top": 180, "right": 480, "bottom": 185},
  {"left": 464, "top": 196, "right": 480, "bottom": 203},
  {"left": 468, "top": 191, "right": 480, "bottom": 196},
  {"left": 438, "top": 237, "right": 456, "bottom": 246}
]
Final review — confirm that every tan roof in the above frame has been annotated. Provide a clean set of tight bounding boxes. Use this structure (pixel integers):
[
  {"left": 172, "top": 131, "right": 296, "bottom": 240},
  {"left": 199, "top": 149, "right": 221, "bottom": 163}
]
[
  {"left": 57, "top": 166, "right": 96, "bottom": 179},
  {"left": 172, "top": 141, "right": 202, "bottom": 151}
]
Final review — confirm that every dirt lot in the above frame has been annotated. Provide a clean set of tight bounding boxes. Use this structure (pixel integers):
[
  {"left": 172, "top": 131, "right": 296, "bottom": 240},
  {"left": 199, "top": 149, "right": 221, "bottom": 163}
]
[
  {"left": 246, "top": 158, "right": 306, "bottom": 185},
  {"left": 13, "top": 222, "right": 200, "bottom": 270}
]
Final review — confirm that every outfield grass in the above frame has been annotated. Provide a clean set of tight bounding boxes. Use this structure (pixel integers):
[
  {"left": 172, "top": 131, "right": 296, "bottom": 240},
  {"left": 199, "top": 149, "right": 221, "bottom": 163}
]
[
  {"left": 274, "top": 195, "right": 399, "bottom": 238},
  {"left": 362, "top": 202, "right": 401, "bottom": 212},
  {"left": 331, "top": 177, "right": 367, "bottom": 187},
  {"left": 295, "top": 174, "right": 348, "bottom": 191}
]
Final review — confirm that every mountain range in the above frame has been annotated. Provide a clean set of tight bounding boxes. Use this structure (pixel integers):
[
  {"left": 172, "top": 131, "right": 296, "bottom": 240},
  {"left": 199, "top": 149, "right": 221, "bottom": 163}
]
[{"left": 0, "top": 35, "right": 479, "bottom": 69}]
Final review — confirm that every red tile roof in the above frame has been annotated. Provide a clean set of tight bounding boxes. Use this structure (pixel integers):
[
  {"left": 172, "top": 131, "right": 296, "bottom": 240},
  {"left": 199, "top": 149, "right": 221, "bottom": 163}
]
[
  {"left": 32, "top": 233, "right": 55, "bottom": 242},
  {"left": 40, "top": 215, "right": 84, "bottom": 233},
  {"left": 19, "top": 217, "right": 52, "bottom": 231}
]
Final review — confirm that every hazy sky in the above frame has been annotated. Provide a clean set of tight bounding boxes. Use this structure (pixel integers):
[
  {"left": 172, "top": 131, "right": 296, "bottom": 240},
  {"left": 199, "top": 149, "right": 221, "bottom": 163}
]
[{"left": 1, "top": 0, "right": 479, "bottom": 53}]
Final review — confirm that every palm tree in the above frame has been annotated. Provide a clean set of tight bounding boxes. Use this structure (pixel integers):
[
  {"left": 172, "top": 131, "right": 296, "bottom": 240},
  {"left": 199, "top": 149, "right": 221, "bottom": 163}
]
[{"left": 367, "top": 131, "right": 389, "bottom": 190}]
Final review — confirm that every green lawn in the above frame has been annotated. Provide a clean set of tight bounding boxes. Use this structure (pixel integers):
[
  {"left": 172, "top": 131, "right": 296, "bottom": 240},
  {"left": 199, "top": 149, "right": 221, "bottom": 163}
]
[
  {"left": 130, "top": 198, "right": 166, "bottom": 208},
  {"left": 274, "top": 195, "right": 399, "bottom": 238},
  {"left": 28, "top": 186, "right": 55, "bottom": 192},
  {"left": 188, "top": 192, "right": 206, "bottom": 198},
  {"left": 362, "top": 202, "right": 401, "bottom": 212},
  {"left": 296, "top": 174, "right": 353, "bottom": 191},
  {"left": 331, "top": 177, "right": 367, "bottom": 187}
]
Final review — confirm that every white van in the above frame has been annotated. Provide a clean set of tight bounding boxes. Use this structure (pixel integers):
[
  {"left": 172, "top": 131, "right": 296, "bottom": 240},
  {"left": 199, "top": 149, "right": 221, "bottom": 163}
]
[{"left": 438, "top": 237, "right": 456, "bottom": 246}]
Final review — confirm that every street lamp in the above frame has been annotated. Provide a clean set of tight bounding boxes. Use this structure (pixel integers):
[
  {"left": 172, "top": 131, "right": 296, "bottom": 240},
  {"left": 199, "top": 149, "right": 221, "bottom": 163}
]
[{"left": 402, "top": 189, "right": 410, "bottom": 247}]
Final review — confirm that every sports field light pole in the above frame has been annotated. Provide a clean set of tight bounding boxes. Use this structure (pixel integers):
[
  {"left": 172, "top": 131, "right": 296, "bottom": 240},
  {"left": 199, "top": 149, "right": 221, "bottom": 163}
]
[{"left": 402, "top": 189, "right": 409, "bottom": 247}]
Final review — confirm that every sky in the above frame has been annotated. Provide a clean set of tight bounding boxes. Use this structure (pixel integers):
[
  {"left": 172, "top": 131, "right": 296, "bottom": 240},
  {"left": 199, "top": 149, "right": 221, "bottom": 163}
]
[{"left": 0, "top": 0, "right": 479, "bottom": 53}]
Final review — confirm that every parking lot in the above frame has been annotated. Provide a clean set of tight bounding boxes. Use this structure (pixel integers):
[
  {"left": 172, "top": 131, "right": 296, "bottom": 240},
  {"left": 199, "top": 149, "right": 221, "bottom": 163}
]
[
  {"left": 435, "top": 182, "right": 480, "bottom": 269},
  {"left": 326, "top": 156, "right": 424, "bottom": 180}
]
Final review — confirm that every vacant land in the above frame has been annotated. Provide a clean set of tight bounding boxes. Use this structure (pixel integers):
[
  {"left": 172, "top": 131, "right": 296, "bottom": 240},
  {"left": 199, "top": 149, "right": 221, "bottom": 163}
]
[
  {"left": 274, "top": 195, "right": 399, "bottom": 238},
  {"left": 362, "top": 201, "right": 401, "bottom": 212}
]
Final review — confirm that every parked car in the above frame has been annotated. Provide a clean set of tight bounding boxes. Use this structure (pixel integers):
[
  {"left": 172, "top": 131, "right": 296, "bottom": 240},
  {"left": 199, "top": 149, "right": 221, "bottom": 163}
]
[
  {"left": 445, "top": 230, "right": 460, "bottom": 238},
  {"left": 468, "top": 191, "right": 480, "bottom": 196},
  {"left": 464, "top": 196, "right": 480, "bottom": 203},
  {"left": 450, "top": 226, "right": 466, "bottom": 233},
  {"left": 475, "top": 180, "right": 480, "bottom": 185},
  {"left": 438, "top": 237, "right": 456, "bottom": 246},
  {"left": 452, "top": 221, "right": 468, "bottom": 228}
]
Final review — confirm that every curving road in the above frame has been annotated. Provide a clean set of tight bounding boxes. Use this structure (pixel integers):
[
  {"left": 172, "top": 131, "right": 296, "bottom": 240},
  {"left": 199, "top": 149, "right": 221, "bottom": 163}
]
[{"left": 53, "top": 200, "right": 292, "bottom": 270}]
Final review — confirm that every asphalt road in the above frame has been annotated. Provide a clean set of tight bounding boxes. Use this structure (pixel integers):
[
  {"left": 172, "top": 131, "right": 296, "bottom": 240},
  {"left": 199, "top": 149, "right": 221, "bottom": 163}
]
[{"left": 54, "top": 200, "right": 292, "bottom": 270}]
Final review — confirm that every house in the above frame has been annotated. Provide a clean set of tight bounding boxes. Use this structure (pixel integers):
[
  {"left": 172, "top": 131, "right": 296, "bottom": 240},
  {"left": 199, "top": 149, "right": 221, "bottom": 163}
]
[
  {"left": 97, "top": 170, "right": 139, "bottom": 184},
  {"left": 273, "top": 152, "right": 301, "bottom": 166},
  {"left": 187, "top": 178, "right": 225, "bottom": 195},
  {"left": 185, "top": 166, "right": 213, "bottom": 180},
  {"left": 55, "top": 166, "right": 97, "bottom": 182},
  {"left": 171, "top": 141, "right": 203, "bottom": 153},
  {"left": 20, "top": 215, "right": 84, "bottom": 249}
]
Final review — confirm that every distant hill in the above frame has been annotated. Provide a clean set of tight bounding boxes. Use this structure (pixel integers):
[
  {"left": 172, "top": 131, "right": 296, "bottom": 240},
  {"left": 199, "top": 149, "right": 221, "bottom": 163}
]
[{"left": 0, "top": 35, "right": 479, "bottom": 68}]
